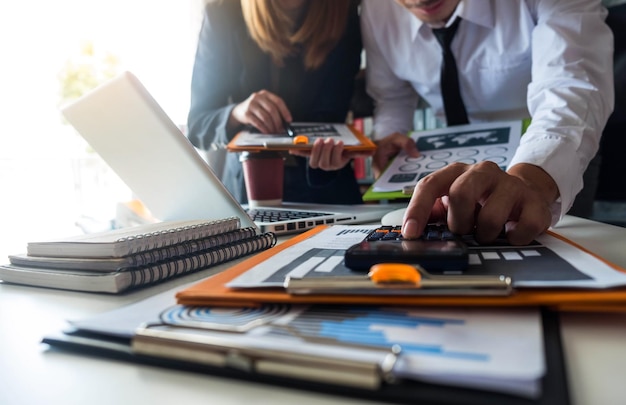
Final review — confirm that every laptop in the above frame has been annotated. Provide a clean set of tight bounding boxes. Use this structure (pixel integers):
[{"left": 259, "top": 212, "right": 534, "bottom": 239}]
[{"left": 61, "top": 71, "right": 401, "bottom": 236}]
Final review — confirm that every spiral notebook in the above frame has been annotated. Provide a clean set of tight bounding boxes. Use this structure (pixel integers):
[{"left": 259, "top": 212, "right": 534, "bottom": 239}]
[
  {"left": 60, "top": 71, "right": 398, "bottom": 236},
  {"left": 10, "top": 225, "right": 259, "bottom": 271},
  {"left": 24, "top": 218, "right": 241, "bottom": 258},
  {"left": 0, "top": 218, "right": 277, "bottom": 293}
]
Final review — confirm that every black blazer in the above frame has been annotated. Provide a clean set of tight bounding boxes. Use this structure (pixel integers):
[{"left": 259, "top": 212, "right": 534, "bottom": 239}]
[{"left": 187, "top": 0, "right": 363, "bottom": 204}]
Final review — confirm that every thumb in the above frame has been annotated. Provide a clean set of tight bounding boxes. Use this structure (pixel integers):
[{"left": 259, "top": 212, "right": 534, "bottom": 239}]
[{"left": 402, "top": 137, "right": 420, "bottom": 157}]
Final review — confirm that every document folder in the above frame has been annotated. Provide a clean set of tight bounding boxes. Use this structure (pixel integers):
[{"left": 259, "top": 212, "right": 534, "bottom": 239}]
[
  {"left": 42, "top": 308, "right": 569, "bottom": 405},
  {"left": 176, "top": 225, "right": 626, "bottom": 311}
]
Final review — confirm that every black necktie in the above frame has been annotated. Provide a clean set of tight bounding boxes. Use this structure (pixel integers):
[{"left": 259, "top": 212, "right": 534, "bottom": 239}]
[{"left": 432, "top": 18, "right": 469, "bottom": 126}]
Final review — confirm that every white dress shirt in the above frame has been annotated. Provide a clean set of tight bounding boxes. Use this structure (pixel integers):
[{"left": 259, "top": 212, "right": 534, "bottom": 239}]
[{"left": 362, "top": 0, "right": 614, "bottom": 223}]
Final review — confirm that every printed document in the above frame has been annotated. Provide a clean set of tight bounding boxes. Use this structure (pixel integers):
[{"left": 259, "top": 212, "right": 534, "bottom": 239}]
[
  {"left": 227, "top": 225, "right": 626, "bottom": 289},
  {"left": 373, "top": 121, "right": 522, "bottom": 193}
]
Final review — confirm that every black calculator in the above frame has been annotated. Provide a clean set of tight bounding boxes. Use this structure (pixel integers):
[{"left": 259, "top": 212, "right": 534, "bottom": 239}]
[{"left": 344, "top": 224, "right": 469, "bottom": 273}]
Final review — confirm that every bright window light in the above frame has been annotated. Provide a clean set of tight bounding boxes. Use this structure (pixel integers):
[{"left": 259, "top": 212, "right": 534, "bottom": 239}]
[{"left": 0, "top": 0, "right": 204, "bottom": 260}]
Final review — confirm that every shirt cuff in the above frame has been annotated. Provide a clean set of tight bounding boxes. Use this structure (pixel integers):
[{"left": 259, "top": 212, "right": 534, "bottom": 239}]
[{"left": 509, "top": 135, "right": 582, "bottom": 226}]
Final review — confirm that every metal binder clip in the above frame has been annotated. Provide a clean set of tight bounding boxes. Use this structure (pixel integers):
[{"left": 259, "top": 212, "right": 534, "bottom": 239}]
[
  {"left": 133, "top": 322, "right": 403, "bottom": 390},
  {"left": 284, "top": 263, "right": 513, "bottom": 296}
]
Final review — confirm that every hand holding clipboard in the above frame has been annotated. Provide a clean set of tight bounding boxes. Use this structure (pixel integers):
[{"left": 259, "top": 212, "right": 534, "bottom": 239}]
[{"left": 227, "top": 122, "right": 376, "bottom": 152}]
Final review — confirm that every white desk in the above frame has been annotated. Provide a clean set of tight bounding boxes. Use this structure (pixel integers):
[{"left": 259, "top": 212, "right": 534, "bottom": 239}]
[{"left": 1, "top": 216, "right": 625, "bottom": 405}]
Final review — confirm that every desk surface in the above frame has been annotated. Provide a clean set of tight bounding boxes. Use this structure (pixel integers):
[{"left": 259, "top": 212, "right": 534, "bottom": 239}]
[{"left": 1, "top": 216, "right": 625, "bottom": 405}]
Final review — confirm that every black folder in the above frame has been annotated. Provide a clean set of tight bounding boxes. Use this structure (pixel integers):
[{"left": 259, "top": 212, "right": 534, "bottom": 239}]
[{"left": 42, "top": 307, "right": 569, "bottom": 405}]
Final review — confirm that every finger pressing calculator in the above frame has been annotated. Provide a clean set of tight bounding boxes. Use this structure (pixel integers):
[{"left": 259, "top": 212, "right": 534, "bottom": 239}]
[{"left": 344, "top": 224, "right": 469, "bottom": 273}]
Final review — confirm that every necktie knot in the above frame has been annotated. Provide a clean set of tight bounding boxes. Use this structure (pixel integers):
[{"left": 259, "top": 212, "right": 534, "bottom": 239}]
[{"left": 432, "top": 17, "right": 461, "bottom": 50}]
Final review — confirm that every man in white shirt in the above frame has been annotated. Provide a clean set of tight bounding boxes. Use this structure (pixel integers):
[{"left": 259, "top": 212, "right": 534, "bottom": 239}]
[{"left": 362, "top": 0, "right": 614, "bottom": 244}]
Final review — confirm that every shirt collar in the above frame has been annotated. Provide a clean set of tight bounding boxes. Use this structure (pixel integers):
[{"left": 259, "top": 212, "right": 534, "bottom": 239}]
[
  {"left": 406, "top": 0, "right": 496, "bottom": 40},
  {"left": 461, "top": 0, "right": 496, "bottom": 29}
]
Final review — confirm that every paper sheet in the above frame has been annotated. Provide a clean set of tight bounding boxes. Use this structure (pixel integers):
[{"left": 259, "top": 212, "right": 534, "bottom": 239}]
[
  {"left": 227, "top": 225, "right": 626, "bottom": 289},
  {"left": 373, "top": 121, "right": 522, "bottom": 192},
  {"left": 72, "top": 292, "right": 544, "bottom": 398},
  {"left": 161, "top": 304, "right": 544, "bottom": 397}
]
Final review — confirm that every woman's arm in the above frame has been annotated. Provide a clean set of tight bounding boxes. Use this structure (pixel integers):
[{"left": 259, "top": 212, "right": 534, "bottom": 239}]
[{"left": 187, "top": 3, "right": 240, "bottom": 151}]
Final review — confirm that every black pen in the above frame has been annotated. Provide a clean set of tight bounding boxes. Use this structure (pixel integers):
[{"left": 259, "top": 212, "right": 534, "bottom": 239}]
[{"left": 283, "top": 119, "right": 296, "bottom": 137}]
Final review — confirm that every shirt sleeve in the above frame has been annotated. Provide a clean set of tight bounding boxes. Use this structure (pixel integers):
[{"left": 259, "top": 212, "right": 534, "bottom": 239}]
[
  {"left": 186, "top": 4, "right": 239, "bottom": 151},
  {"left": 361, "top": 0, "right": 420, "bottom": 140},
  {"left": 509, "top": 0, "right": 614, "bottom": 224}
]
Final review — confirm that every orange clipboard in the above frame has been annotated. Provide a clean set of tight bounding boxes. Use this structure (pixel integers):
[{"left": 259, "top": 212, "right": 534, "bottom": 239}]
[
  {"left": 226, "top": 123, "right": 377, "bottom": 153},
  {"left": 176, "top": 226, "right": 626, "bottom": 312}
]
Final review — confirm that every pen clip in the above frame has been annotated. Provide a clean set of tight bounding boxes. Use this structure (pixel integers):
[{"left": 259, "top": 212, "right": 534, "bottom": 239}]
[{"left": 283, "top": 120, "right": 296, "bottom": 137}]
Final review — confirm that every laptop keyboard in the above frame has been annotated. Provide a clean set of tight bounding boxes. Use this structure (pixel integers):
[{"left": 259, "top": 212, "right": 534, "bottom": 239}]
[{"left": 247, "top": 208, "right": 332, "bottom": 223}]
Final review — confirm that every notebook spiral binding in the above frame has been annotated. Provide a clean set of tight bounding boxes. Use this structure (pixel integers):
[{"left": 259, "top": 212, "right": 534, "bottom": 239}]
[
  {"left": 122, "top": 227, "right": 258, "bottom": 269},
  {"left": 116, "top": 217, "right": 241, "bottom": 255},
  {"left": 126, "top": 231, "right": 277, "bottom": 289}
]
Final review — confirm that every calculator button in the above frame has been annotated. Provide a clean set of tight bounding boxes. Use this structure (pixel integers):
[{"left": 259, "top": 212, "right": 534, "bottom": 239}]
[
  {"left": 382, "top": 231, "right": 401, "bottom": 240},
  {"left": 425, "top": 230, "right": 441, "bottom": 240},
  {"left": 367, "top": 231, "right": 387, "bottom": 241}
]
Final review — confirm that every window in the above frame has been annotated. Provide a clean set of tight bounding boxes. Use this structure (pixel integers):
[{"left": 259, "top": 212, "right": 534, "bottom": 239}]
[{"left": 0, "top": 0, "right": 204, "bottom": 260}]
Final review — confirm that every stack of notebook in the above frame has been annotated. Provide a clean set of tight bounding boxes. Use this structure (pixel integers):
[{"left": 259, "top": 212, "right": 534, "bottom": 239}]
[{"left": 0, "top": 217, "right": 276, "bottom": 293}]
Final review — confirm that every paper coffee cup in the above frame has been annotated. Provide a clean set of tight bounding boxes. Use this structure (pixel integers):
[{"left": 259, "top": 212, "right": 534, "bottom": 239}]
[{"left": 240, "top": 152, "right": 285, "bottom": 207}]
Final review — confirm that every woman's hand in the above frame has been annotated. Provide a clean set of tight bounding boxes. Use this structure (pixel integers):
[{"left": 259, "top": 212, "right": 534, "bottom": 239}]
[
  {"left": 229, "top": 90, "right": 292, "bottom": 134},
  {"left": 290, "top": 137, "right": 374, "bottom": 171}
]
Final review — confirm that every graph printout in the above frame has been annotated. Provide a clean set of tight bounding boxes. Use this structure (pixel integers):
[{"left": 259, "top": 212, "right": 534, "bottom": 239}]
[
  {"left": 159, "top": 304, "right": 544, "bottom": 398},
  {"left": 373, "top": 121, "right": 523, "bottom": 192}
]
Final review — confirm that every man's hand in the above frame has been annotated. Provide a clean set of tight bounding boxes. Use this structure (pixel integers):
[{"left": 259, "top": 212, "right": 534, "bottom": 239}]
[
  {"left": 229, "top": 90, "right": 291, "bottom": 134},
  {"left": 401, "top": 162, "right": 559, "bottom": 245},
  {"left": 372, "top": 132, "right": 420, "bottom": 177},
  {"left": 290, "top": 138, "right": 374, "bottom": 171}
]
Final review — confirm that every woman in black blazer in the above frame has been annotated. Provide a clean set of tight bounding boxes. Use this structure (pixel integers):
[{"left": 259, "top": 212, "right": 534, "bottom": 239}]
[{"left": 187, "top": 0, "right": 365, "bottom": 204}]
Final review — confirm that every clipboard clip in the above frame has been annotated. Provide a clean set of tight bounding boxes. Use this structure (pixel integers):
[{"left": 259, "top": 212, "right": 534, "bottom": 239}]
[
  {"left": 133, "top": 322, "right": 402, "bottom": 389},
  {"left": 285, "top": 263, "right": 513, "bottom": 296}
]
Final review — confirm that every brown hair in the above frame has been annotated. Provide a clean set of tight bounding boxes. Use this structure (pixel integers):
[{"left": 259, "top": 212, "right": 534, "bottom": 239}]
[{"left": 240, "top": 0, "right": 352, "bottom": 70}]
